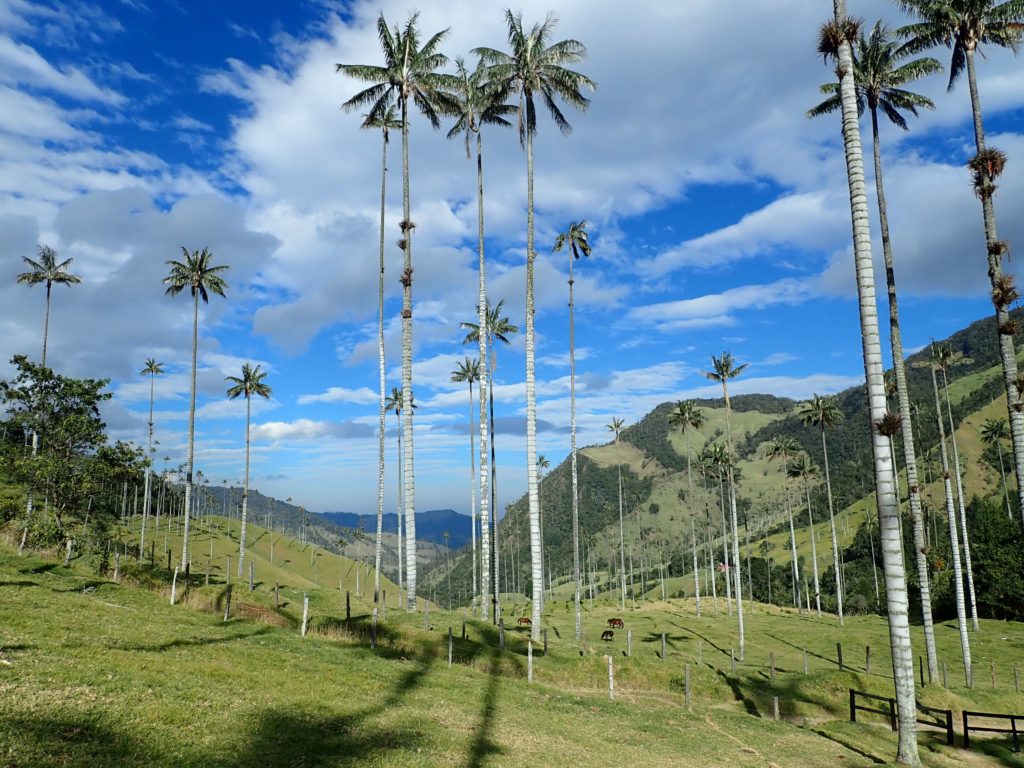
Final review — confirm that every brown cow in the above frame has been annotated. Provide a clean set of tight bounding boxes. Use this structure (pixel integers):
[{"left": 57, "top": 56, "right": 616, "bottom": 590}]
[
  {"left": 607, "top": 618, "right": 624, "bottom": 629},
  {"left": 517, "top": 617, "right": 531, "bottom": 627},
  {"left": 601, "top": 630, "right": 614, "bottom": 641}
]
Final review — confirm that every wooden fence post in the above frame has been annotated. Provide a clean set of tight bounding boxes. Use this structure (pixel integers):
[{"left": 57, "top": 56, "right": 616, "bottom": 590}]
[
  {"left": 849, "top": 689, "right": 857, "bottom": 723},
  {"left": 627, "top": 629, "right": 632, "bottom": 657},
  {"left": 661, "top": 632, "right": 667, "bottom": 660},
  {"left": 685, "top": 662, "right": 692, "bottom": 706},
  {"left": 371, "top": 608, "right": 378, "bottom": 649},
  {"left": 803, "top": 648, "right": 809, "bottom": 675},
  {"left": 274, "top": 581, "right": 280, "bottom": 610},
  {"left": 942, "top": 661, "right": 948, "bottom": 689},
  {"left": 773, "top": 696, "right": 780, "bottom": 720},
  {"left": 249, "top": 562, "right": 254, "bottom": 591},
  {"left": 499, "top": 619, "right": 505, "bottom": 652},
  {"left": 205, "top": 558, "right": 210, "bottom": 586},
  {"left": 170, "top": 566, "right": 178, "bottom": 605},
  {"left": 607, "top": 655, "right": 615, "bottom": 700},
  {"left": 543, "top": 628, "right": 548, "bottom": 657},
  {"left": 837, "top": 642, "right": 844, "bottom": 671},
  {"left": 301, "top": 593, "right": 309, "bottom": 636},
  {"left": 919, "top": 655, "right": 925, "bottom": 686},
  {"left": 528, "top": 640, "right": 533, "bottom": 683},
  {"left": 448, "top": 627, "right": 453, "bottom": 667},
  {"left": 114, "top": 551, "right": 121, "bottom": 583},
  {"left": 730, "top": 648, "right": 736, "bottom": 674},
  {"left": 346, "top": 591, "right": 351, "bottom": 622},
  {"left": 223, "top": 584, "right": 232, "bottom": 622},
  {"left": 865, "top": 646, "right": 871, "bottom": 675},
  {"left": 991, "top": 661, "right": 997, "bottom": 689}
]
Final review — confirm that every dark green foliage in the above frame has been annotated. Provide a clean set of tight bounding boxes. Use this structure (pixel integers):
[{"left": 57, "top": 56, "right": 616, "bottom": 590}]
[{"left": 961, "top": 496, "right": 1024, "bottom": 620}]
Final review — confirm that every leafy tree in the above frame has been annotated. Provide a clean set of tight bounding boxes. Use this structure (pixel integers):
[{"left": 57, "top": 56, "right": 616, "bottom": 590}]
[
  {"left": 338, "top": 12, "right": 455, "bottom": 610},
  {"left": 980, "top": 417, "right": 1013, "bottom": 517},
  {"left": 476, "top": 11, "right": 594, "bottom": 641},
  {"left": 965, "top": 496, "right": 1024, "bottom": 619},
  {"left": 16, "top": 244, "right": 82, "bottom": 368},
  {"left": 163, "top": 246, "right": 229, "bottom": 576},
  {"left": 788, "top": 454, "right": 822, "bottom": 618}
]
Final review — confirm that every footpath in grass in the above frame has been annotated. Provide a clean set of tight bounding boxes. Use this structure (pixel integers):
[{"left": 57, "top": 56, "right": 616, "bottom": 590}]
[{"left": 1, "top": 541, "right": 1022, "bottom": 767}]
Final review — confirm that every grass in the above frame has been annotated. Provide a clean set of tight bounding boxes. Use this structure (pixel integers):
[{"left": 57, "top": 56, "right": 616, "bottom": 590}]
[{"left": 3, "top": 527, "right": 1024, "bottom": 768}]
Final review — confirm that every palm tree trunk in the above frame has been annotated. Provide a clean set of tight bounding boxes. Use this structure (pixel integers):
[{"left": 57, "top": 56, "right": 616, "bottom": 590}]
[
  {"left": 140, "top": 372, "right": 155, "bottom": 555},
  {"left": 785, "top": 482, "right": 800, "bottom": 610},
  {"left": 468, "top": 378, "right": 477, "bottom": 614},
  {"left": 476, "top": 131, "right": 491, "bottom": 622},
  {"left": 688, "top": 439, "right": 700, "bottom": 615},
  {"left": 489, "top": 369, "right": 499, "bottom": 622},
  {"left": 396, "top": 414, "right": 403, "bottom": 602},
  {"left": 569, "top": 247, "right": 584, "bottom": 636},
  {"left": 996, "top": 442, "right": 1011, "bottom": 519},
  {"left": 42, "top": 282, "right": 51, "bottom": 368},
  {"left": 616, "top": 456, "right": 626, "bottom": 613},
  {"left": 821, "top": 428, "right": 844, "bottom": 625},
  {"left": 400, "top": 98, "right": 417, "bottom": 611},
  {"left": 180, "top": 289, "right": 199, "bottom": 577},
  {"left": 374, "top": 127, "right": 388, "bottom": 608},
  {"left": 965, "top": 49, "right": 1024, "bottom": 521},
  {"left": 803, "top": 478, "right": 821, "bottom": 618},
  {"left": 722, "top": 386, "right": 743, "bottom": 659},
  {"left": 870, "top": 107, "right": 938, "bottom": 678},
  {"left": 237, "top": 396, "right": 251, "bottom": 578},
  {"left": 718, "top": 473, "right": 732, "bottom": 615},
  {"left": 941, "top": 368, "right": 979, "bottom": 630},
  {"left": 931, "top": 366, "right": 973, "bottom": 686},
  {"left": 834, "top": 4, "right": 919, "bottom": 758}
]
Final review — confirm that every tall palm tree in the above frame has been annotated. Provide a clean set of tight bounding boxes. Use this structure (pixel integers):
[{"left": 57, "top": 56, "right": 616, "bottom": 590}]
[
  {"left": 767, "top": 435, "right": 802, "bottom": 609},
  {"left": 819, "top": 8, "right": 919, "bottom": 760},
  {"left": 448, "top": 57, "right": 515, "bottom": 622},
  {"left": 554, "top": 220, "right": 593, "bottom": 636},
  {"left": 163, "top": 247, "right": 228, "bottom": 576},
  {"left": 462, "top": 299, "right": 518, "bottom": 622},
  {"left": 798, "top": 394, "right": 847, "bottom": 625},
  {"left": 226, "top": 364, "right": 271, "bottom": 578},
  {"left": 606, "top": 416, "right": 627, "bottom": 612},
  {"left": 809, "top": 20, "right": 941, "bottom": 671},
  {"left": 338, "top": 12, "right": 454, "bottom": 611},
  {"left": 934, "top": 344, "right": 979, "bottom": 629},
  {"left": 17, "top": 244, "right": 82, "bottom": 368},
  {"left": 361, "top": 105, "right": 401, "bottom": 612},
  {"left": 476, "top": 11, "right": 594, "bottom": 642},
  {"left": 384, "top": 386, "right": 405, "bottom": 599},
  {"left": 898, "top": 0, "right": 1024, "bottom": 520},
  {"left": 980, "top": 417, "right": 1013, "bottom": 517},
  {"left": 705, "top": 352, "right": 747, "bottom": 659},
  {"left": 788, "top": 454, "right": 822, "bottom": 618},
  {"left": 451, "top": 357, "right": 481, "bottom": 613},
  {"left": 705, "top": 441, "right": 734, "bottom": 615},
  {"left": 537, "top": 454, "right": 550, "bottom": 608},
  {"left": 669, "top": 400, "right": 706, "bottom": 615},
  {"left": 139, "top": 359, "right": 165, "bottom": 555}
]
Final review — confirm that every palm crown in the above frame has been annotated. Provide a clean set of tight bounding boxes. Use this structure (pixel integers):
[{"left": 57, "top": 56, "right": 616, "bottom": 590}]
[
  {"left": 140, "top": 358, "right": 165, "bottom": 378},
  {"left": 446, "top": 57, "right": 516, "bottom": 158},
  {"left": 668, "top": 400, "right": 706, "bottom": 435},
  {"left": 450, "top": 357, "right": 481, "bottom": 385},
  {"left": 226, "top": 363, "right": 272, "bottom": 402},
  {"left": 461, "top": 298, "right": 519, "bottom": 346},
  {"left": 553, "top": 220, "right": 593, "bottom": 260},
  {"left": 799, "top": 394, "right": 844, "bottom": 431},
  {"left": 163, "top": 247, "right": 229, "bottom": 303},
  {"left": 17, "top": 245, "right": 81, "bottom": 290}
]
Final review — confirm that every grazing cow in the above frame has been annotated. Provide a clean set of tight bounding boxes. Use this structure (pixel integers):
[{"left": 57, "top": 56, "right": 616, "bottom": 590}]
[
  {"left": 607, "top": 618, "right": 624, "bottom": 629},
  {"left": 601, "top": 630, "right": 614, "bottom": 641},
  {"left": 517, "top": 617, "right": 531, "bottom": 627}
]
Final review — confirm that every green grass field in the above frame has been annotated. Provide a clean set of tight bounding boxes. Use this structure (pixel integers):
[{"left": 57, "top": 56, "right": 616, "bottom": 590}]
[{"left": 3, "top": 521, "right": 1024, "bottom": 768}]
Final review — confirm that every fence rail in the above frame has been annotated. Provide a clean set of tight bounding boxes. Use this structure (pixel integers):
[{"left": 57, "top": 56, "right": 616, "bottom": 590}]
[
  {"left": 963, "top": 710, "right": 1022, "bottom": 752},
  {"left": 849, "top": 689, "right": 896, "bottom": 732},
  {"left": 849, "top": 690, "right": 953, "bottom": 745}
]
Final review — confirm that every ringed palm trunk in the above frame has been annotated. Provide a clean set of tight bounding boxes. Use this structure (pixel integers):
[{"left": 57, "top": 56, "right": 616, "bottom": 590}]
[
  {"left": 400, "top": 98, "right": 417, "bottom": 611},
  {"left": 615, "top": 435, "right": 626, "bottom": 613},
  {"left": 964, "top": 49, "right": 1024, "bottom": 524},
  {"left": 802, "top": 477, "right": 821, "bottom": 618},
  {"left": 820, "top": 428, "right": 845, "bottom": 625},
  {"left": 140, "top": 372, "right": 155, "bottom": 554},
  {"left": 237, "top": 396, "right": 251, "bottom": 578},
  {"left": 871, "top": 105, "right": 937, "bottom": 675},
  {"left": 834, "top": 4, "right": 918, "bottom": 759},
  {"left": 374, "top": 127, "right": 388, "bottom": 608},
  {"left": 180, "top": 289, "right": 199, "bottom": 576},
  {"left": 476, "top": 131, "right": 491, "bottom": 622},
  {"left": 468, "top": 378, "right": 477, "bottom": 614},
  {"left": 718, "top": 474, "right": 732, "bottom": 615},
  {"left": 396, "top": 415, "right": 403, "bottom": 601},
  {"left": 489, "top": 365, "right": 499, "bottom": 621},
  {"left": 525, "top": 129, "right": 543, "bottom": 642},
  {"left": 785, "top": 482, "right": 800, "bottom": 609},
  {"left": 995, "top": 441, "right": 1011, "bottom": 519},
  {"left": 687, "top": 437, "right": 700, "bottom": 615},
  {"left": 931, "top": 366, "right": 973, "bottom": 686},
  {"left": 569, "top": 247, "right": 586, "bottom": 633},
  {"left": 722, "top": 387, "right": 743, "bottom": 660},
  {"left": 941, "top": 368, "right": 979, "bottom": 630}
]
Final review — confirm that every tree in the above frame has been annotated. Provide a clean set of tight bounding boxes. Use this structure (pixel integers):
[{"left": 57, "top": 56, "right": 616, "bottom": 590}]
[
  {"left": 555, "top": 219, "right": 593, "bottom": 636},
  {"left": 898, "top": 0, "right": 1024, "bottom": 523},
  {"left": 225, "top": 364, "right": 271, "bottom": 578},
  {"left": 669, "top": 401, "right": 706, "bottom": 615},
  {"left": 818, "top": 8, "right": 919, "bottom": 761},
  {"left": 788, "top": 454, "right": 822, "bottom": 618},
  {"left": 462, "top": 299, "right": 518, "bottom": 622},
  {"left": 338, "top": 11, "right": 455, "bottom": 610},
  {"left": 361, "top": 104, "right": 401, "bottom": 612},
  {"left": 139, "top": 359, "right": 165, "bottom": 555},
  {"left": 606, "top": 416, "right": 627, "bottom": 612},
  {"left": 16, "top": 244, "right": 82, "bottom": 369},
  {"left": 809, "top": 18, "right": 941, "bottom": 671},
  {"left": 767, "top": 435, "right": 802, "bottom": 609},
  {"left": 451, "top": 357, "right": 481, "bottom": 613},
  {"left": 476, "top": 10, "right": 594, "bottom": 642},
  {"left": 705, "top": 352, "right": 747, "bottom": 660},
  {"left": 163, "top": 246, "right": 229, "bottom": 576},
  {"left": 980, "top": 417, "right": 1013, "bottom": 518}
]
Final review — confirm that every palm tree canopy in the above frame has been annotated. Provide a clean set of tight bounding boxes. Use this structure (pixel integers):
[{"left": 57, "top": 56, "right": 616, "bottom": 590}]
[
  {"left": 140, "top": 358, "right": 165, "bottom": 377},
  {"left": 17, "top": 245, "right": 82, "bottom": 289},
  {"left": 446, "top": 57, "right": 516, "bottom": 158},
  {"left": 981, "top": 417, "right": 1010, "bottom": 443},
  {"left": 337, "top": 12, "right": 457, "bottom": 128},
  {"left": 385, "top": 385, "right": 417, "bottom": 416},
  {"left": 896, "top": 0, "right": 1024, "bottom": 90},
  {"left": 668, "top": 400, "right": 706, "bottom": 434},
  {"left": 360, "top": 103, "right": 402, "bottom": 140},
  {"left": 553, "top": 220, "right": 593, "bottom": 260},
  {"left": 766, "top": 435, "right": 801, "bottom": 463},
  {"left": 787, "top": 454, "right": 819, "bottom": 481},
  {"left": 799, "top": 394, "right": 844, "bottom": 431},
  {"left": 606, "top": 416, "right": 625, "bottom": 438},
  {"left": 163, "top": 247, "right": 229, "bottom": 303},
  {"left": 460, "top": 298, "right": 520, "bottom": 346},
  {"left": 537, "top": 454, "right": 550, "bottom": 470},
  {"left": 451, "top": 357, "right": 481, "bottom": 384},
  {"left": 473, "top": 10, "right": 595, "bottom": 145},
  {"left": 225, "top": 363, "right": 272, "bottom": 401},
  {"left": 808, "top": 21, "right": 942, "bottom": 128},
  {"left": 705, "top": 351, "right": 749, "bottom": 385}
]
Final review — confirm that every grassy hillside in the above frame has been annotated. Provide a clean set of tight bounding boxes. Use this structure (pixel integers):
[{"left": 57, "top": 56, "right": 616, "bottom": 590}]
[{"left": 3, "top": 539, "right": 1024, "bottom": 767}]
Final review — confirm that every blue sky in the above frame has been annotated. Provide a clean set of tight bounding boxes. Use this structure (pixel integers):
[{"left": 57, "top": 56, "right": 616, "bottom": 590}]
[{"left": 0, "top": 0, "right": 1021, "bottom": 516}]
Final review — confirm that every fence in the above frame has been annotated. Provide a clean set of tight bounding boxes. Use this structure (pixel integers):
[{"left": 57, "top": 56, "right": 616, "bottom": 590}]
[
  {"left": 849, "top": 689, "right": 896, "bottom": 732},
  {"left": 849, "top": 690, "right": 954, "bottom": 746},
  {"left": 963, "top": 711, "right": 1022, "bottom": 752}
]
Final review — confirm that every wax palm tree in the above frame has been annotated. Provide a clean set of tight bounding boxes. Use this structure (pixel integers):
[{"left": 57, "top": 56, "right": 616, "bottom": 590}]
[
  {"left": 361, "top": 104, "right": 401, "bottom": 612},
  {"left": 164, "top": 247, "right": 228, "bottom": 576},
  {"left": 934, "top": 344, "right": 979, "bottom": 629},
  {"left": 139, "top": 359, "right": 165, "bottom": 555},
  {"left": 705, "top": 352, "right": 747, "bottom": 659},
  {"left": 338, "top": 12, "right": 454, "bottom": 610},
  {"left": 669, "top": 400, "right": 706, "bottom": 614},
  {"left": 384, "top": 386, "right": 405, "bottom": 598},
  {"left": 767, "top": 435, "right": 802, "bottom": 609},
  {"left": 451, "top": 357, "right": 481, "bottom": 613},
  {"left": 787, "top": 454, "right": 822, "bottom": 618},
  {"left": 898, "top": 0, "right": 1024, "bottom": 523},
  {"left": 226, "top": 364, "right": 271, "bottom": 578},
  {"left": 553, "top": 220, "right": 594, "bottom": 635},
  {"left": 809, "top": 21, "right": 941, "bottom": 667},
  {"left": 819, "top": 8, "right": 919, "bottom": 760},
  {"left": 537, "top": 454, "right": 550, "bottom": 608},
  {"left": 980, "top": 417, "right": 1013, "bottom": 517},
  {"left": 476, "top": 11, "right": 594, "bottom": 642},
  {"left": 448, "top": 57, "right": 515, "bottom": 621},
  {"left": 605, "top": 416, "right": 627, "bottom": 612},
  {"left": 17, "top": 244, "right": 82, "bottom": 368},
  {"left": 462, "top": 298, "right": 518, "bottom": 622},
  {"left": 704, "top": 441, "right": 734, "bottom": 615}
]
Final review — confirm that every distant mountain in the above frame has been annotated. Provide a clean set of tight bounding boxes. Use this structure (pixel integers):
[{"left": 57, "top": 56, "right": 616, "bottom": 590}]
[{"left": 318, "top": 509, "right": 471, "bottom": 549}]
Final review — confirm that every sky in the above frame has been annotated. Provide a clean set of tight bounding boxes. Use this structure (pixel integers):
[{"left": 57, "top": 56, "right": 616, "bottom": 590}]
[{"left": 0, "top": 0, "right": 1022, "bottom": 517}]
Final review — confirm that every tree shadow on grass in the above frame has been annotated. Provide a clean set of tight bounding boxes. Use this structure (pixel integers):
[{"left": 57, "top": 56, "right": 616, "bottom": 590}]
[
  {"left": 466, "top": 642, "right": 505, "bottom": 768},
  {"left": 0, "top": 713, "right": 164, "bottom": 768},
  {"left": 105, "top": 625, "right": 271, "bottom": 652}
]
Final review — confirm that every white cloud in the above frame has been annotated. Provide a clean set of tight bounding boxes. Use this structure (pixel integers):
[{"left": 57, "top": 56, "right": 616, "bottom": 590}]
[
  {"left": 297, "top": 386, "right": 379, "bottom": 406},
  {"left": 251, "top": 418, "right": 375, "bottom": 442}
]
